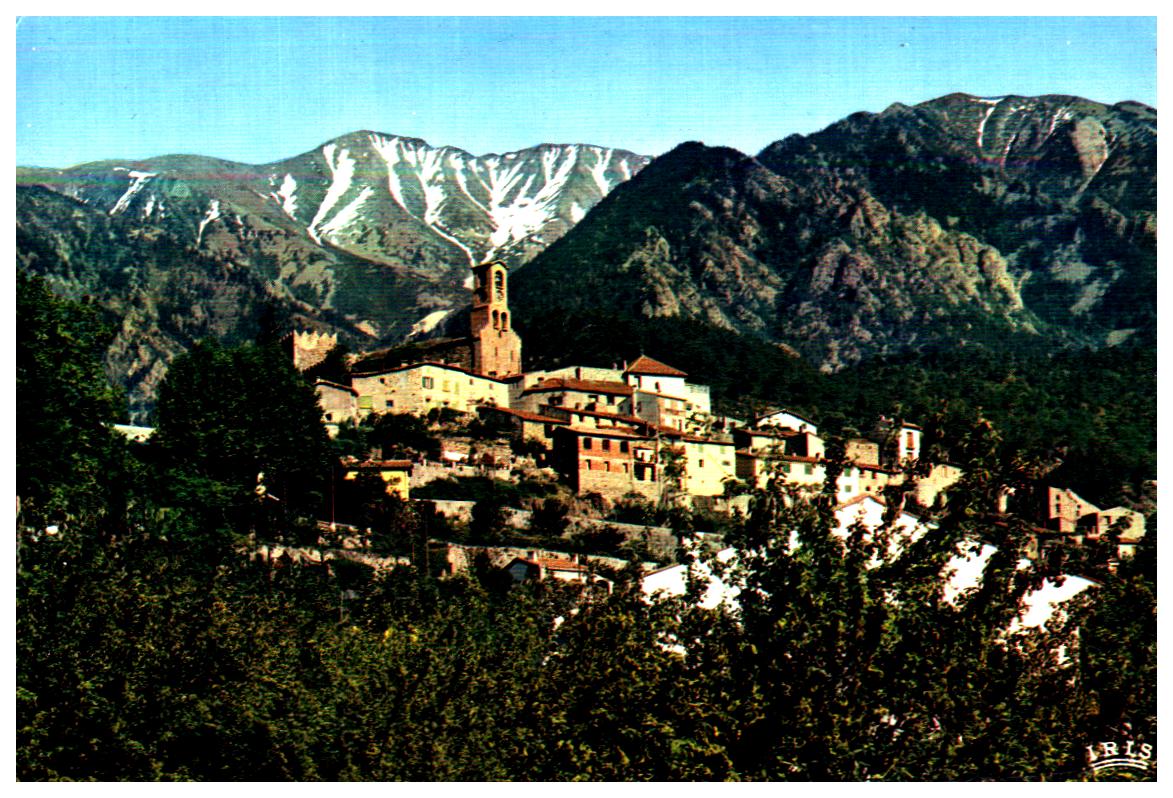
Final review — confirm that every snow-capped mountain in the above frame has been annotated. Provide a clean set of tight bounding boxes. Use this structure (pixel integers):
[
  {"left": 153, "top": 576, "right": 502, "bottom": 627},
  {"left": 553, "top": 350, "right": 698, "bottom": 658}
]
[
  {"left": 276, "top": 132, "right": 646, "bottom": 269},
  {"left": 23, "top": 133, "right": 648, "bottom": 329}
]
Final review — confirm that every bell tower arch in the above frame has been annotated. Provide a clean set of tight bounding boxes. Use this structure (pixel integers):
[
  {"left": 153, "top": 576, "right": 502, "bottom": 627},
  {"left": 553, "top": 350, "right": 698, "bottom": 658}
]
[{"left": 469, "top": 260, "right": 522, "bottom": 377}]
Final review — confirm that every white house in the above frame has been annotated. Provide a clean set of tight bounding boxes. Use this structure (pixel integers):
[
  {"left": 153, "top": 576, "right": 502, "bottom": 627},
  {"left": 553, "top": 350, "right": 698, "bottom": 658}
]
[
  {"left": 755, "top": 408, "right": 818, "bottom": 435},
  {"left": 641, "top": 547, "right": 739, "bottom": 610}
]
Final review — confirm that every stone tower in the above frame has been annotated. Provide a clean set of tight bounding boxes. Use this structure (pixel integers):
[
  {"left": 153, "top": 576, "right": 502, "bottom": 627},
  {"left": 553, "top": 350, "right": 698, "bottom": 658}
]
[
  {"left": 469, "top": 260, "right": 522, "bottom": 378},
  {"left": 285, "top": 330, "right": 338, "bottom": 372}
]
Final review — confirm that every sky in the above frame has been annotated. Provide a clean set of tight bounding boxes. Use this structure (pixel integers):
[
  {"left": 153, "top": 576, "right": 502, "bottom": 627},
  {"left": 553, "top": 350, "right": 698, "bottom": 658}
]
[{"left": 14, "top": 15, "right": 1159, "bottom": 168}]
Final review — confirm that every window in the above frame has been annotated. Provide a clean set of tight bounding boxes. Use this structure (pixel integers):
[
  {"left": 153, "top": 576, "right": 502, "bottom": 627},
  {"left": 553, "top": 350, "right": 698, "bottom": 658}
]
[
  {"left": 601, "top": 439, "right": 611, "bottom": 451},
  {"left": 583, "top": 438, "right": 593, "bottom": 450},
  {"left": 422, "top": 376, "right": 434, "bottom": 389},
  {"left": 804, "top": 464, "right": 813, "bottom": 475},
  {"left": 699, "top": 459, "right": 705, "bottom": 468},
  {"left": 620, "top": 441, "right": 629, "bottom": 453}
]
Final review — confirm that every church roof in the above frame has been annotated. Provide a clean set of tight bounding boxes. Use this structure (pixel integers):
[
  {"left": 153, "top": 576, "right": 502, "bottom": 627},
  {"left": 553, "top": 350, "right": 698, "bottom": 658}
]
[{"left": 625, "top": 355, "right": 688, "bottom": 377}]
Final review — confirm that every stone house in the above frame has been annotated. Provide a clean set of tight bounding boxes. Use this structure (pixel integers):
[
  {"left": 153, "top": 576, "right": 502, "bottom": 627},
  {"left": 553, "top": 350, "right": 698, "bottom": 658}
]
[
  {"left": 873, "top": 417, "right": 924, "bottom": 464},
  {"left": 735, "top": 450, "right": 825, "bottom": 491},
  {"left": 734, "top": 426, "right": 826, "bottom": 460},
  {"left": 624, "top": 355, "right": 713, "bottom": 431},
  {"left": 844, "top": 438, "right": 881, "bottom": 467},
  {"left": 659, "top": 430, "right": 737, "bottom": 498},
  {"left": 1086, "top": 506, "right": 1147, "bottom": 557},
  {"left": 351, "top": 361, "right": 511, "bottom": 417},
  {"left": 912, "top": 462, "right": 965, "bottom": 509},
  {"left": 315, "top": 379, "right": 358, "bottom": 436},
  {"left": 550, "top": 425, "right": 660, "bottom": 503},
  {"left": 515, "top": 376, "right": 634, "bottom": 416}
]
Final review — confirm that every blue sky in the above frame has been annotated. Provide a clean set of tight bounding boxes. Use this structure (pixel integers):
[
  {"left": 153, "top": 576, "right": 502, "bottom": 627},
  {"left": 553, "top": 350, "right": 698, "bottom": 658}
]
[{"left": 15, "top": 16, "right": 1158, "bottom": 168}]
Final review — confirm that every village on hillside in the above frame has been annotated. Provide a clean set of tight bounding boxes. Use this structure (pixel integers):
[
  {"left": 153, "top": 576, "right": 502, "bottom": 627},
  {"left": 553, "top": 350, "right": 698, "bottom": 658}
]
[{"left": 209, "top": 259, "right": 1147, "bottom": 597}]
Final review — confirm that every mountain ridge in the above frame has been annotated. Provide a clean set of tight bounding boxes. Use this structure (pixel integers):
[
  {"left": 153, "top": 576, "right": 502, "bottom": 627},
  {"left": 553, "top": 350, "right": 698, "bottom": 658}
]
[
  {"left": 513, "top": 93, "right": 1154, "bottom": 370},
  {"left": 16, "top": 94, "right": 1156, "bottom": 416}
]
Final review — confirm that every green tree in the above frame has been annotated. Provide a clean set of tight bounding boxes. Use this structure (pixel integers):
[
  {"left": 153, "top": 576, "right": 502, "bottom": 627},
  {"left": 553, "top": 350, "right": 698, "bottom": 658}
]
[
  {"left": 149, "top": 339, "right": 334, "bottom": 542},
  {"left": 530, "top": 497, "right": 571, "bottom": 541},
  {"left": 695, "top": 420, "right": 1151, "bottom": 780},
  {"left": 16, "top": 272, "right": 129, "bottom": 524},
  {"left": 469, "top": 496, "right": 510, "bottom": 545}
]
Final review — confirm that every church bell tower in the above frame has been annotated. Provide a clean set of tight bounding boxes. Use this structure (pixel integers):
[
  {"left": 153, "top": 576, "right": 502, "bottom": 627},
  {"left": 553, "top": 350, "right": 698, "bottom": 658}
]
[{"left": 469, "top": 261, "right": 522, "bottom": 378}]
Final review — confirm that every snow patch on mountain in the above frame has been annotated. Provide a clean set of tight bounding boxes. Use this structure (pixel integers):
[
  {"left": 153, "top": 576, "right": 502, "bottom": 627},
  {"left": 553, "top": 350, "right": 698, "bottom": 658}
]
[
  {"left": 196, "top": 199, "right": 222, "bottom": 246},
  {"left": 976, "top": 104, "right": 996, "bottom": 152},
  {"left": 308, "top": 144, "right": 356, "bottom": 245},
  {"left": 110, "top": 170, "right": 157, "bottom": 215},
  {"left": 319, "top": 185, "right": 373, "bottom": 240},
  {"left": 370, "top": 134, "right": 478, "bottom": 267},
  {"left": 482, "top": 146, "right": 578, "bottom": 259},
  {"left": 1046, "top": 106, "right": 1075, "bottom": 139},
  {"left": 271, "top": 173, "right": 299, "bottom": 219},
  {"left": 588, "top": 147, "right": 613, "bottom": 196}
]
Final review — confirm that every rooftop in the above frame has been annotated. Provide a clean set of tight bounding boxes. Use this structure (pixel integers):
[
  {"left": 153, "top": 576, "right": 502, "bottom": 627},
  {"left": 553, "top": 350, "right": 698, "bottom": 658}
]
[
  {"left": 625, "top": 354, "right": 688, "bottom": 377},
  {"left": 351, "top": 359, "right": 509, "bottom": 383},
  {"left": 342, "top": 458, "right": 414, "bottom": 470},
  {"left": 522, "top": 377, "right": 634, "bottom": 396},
  {"left": 479, "top": 405, "right": 568, "bottom": 424},
  {"left": 562, "top": 425, "right": 653, "bottom": 440}
]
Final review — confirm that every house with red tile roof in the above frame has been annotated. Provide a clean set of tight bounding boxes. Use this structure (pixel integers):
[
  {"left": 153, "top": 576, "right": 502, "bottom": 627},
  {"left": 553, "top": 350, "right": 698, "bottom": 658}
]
[
  {"left": 506, "top": 551, "right": 613, "bottom": 591},
  {"left": 516, "top": 376, "right": 634, "bottom": 416}
]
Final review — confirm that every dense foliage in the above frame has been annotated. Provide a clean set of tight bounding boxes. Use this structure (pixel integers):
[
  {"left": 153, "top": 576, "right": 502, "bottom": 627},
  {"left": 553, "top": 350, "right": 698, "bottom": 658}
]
[
  {"left": 16, "top": 272, "right": 129, "bottom": 522},
  {"left": 148, "top": 337, "right": 335, "bottom": 543},
  {"left": 17, "top": 279, "right": 1156, "bottom": 781}
]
